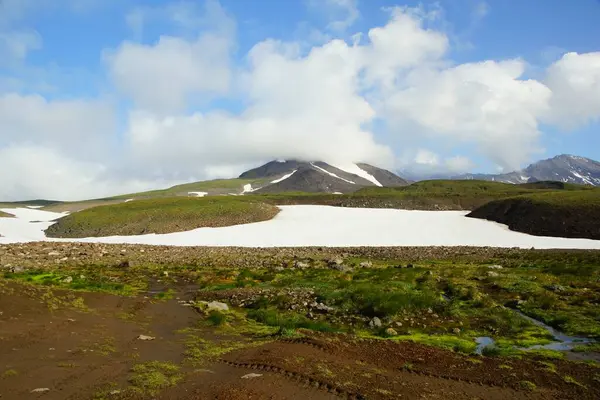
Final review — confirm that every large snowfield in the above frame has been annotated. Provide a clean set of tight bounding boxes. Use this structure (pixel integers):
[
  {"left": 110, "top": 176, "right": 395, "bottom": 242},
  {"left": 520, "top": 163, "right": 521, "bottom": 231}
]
[{"left": 1, "top": 205, "right": 600, "bottom": 249}]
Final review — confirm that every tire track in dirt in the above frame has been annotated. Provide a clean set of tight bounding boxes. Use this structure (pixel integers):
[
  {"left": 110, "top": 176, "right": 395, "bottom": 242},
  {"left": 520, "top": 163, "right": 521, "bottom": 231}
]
[
  {"left": 277, "top": 336, "right": 510, "bottom": 390},
  {"left": 217, "top": 359, "right": 366, "bottom": 399}
]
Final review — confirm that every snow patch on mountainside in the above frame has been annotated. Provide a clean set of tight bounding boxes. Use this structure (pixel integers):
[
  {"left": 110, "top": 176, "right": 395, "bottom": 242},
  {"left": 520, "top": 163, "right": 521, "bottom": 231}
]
[
  {"left": 188, "top": 192, "right": 208, "bottom": 197},
  {"left": 311, "top": 163, "right": 355, "bottom": 184},
  {"left": 271, "top": 170, "right": 297, "bottom": 184},
  {"left": 242, "top": 184, "right": 258, "bottom": 194},
  {"left": 332, "top": 163, "right": 382, "bottom": 187}
]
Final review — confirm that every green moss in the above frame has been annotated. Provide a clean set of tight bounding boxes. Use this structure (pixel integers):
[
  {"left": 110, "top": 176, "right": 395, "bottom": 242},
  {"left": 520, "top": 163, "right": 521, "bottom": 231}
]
[
  {"left": 563, "top": 375, "right": 586, "bottom": 388},
  {"left": 46, "top": 197, "right": 279, "bottom": 238},
  {"left": 154, "top": 288, "right": 176, "bottom": 301},
  {"left": 393, "top": 333, "right": 477, "bottom": 354},
  {"left": 2, "top": 369, "right": 18, "bottom": 378},
  {"left": 572, "top": 343, "right": 600, "bottom": 353},
  {"left": 519, "top": 381, "right": 537, "bottom": 391},
  {"left": 207, "top": 310, "right": 227, "bottom": 326},
  {"left": 128, "top": 361, "right": 182, "bottom": 395},
  {"left": 537, "top": 360, "right": 557, "bottom": 373}
]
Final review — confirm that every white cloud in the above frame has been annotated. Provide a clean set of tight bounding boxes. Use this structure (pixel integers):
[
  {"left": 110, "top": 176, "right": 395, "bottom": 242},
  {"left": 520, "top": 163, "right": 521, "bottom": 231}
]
[
  {"left": 108, "top": 1, "right": 235, "bottom": 113},
  {"left": 411, "top": 150, "right": 474, "bottom": 175},
  {"left": 544, "top": 51, "right": 600, "bottom": 129},
  {"left": 106, "top": 35, "right": 232, "bottom": 113},
  {"left": 415, "top": 149, "right": 440, "bottom": 166},
  {"left": 0, "top": 94, "right": 114, "bottom": 157},
  {"left": 382, "top": 59, "right": 552, "bottom": 171}
]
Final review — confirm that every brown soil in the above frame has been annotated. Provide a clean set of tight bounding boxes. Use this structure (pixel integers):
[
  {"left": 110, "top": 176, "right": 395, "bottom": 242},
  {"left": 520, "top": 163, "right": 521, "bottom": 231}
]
[
  {"left": 467, "top": 198, "right": 600, "bottom": 240},
  {"left": 1, "top": 280, "right": 599, "bottom": 400}
]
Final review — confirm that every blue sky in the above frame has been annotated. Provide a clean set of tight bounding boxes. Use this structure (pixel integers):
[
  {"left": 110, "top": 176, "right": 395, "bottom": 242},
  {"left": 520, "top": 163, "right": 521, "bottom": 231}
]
[{"left": 1, "top": 0, "right": 600, "bottom": 200}]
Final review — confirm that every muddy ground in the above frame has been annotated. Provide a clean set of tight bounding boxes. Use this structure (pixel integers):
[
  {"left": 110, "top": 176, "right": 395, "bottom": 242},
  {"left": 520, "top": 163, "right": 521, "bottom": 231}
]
[
  {"left": 1, "top": 280, "right": 598, "bottom": 400},
  {"left": 2, "top": 243, "right": 600, "bottom": 399}
]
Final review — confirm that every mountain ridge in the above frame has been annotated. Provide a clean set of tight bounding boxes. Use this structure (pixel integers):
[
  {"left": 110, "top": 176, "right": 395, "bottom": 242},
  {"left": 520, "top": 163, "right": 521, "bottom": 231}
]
[{"left": 404, "top": 154, "right": 600, "bottom": 187}]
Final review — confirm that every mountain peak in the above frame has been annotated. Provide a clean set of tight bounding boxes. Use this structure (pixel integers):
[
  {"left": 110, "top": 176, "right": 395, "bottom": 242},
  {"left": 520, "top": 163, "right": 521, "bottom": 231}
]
[{"left": 238, "top": 160, "right": 408, "bottom": 193}]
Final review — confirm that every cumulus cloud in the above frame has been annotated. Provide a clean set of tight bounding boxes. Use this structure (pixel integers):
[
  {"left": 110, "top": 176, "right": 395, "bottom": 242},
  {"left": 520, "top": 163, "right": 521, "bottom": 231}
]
[
  {"left": 108, "top": 0, "right": 235, "bottom": 113},
  {"left": 382, "top": 59, "right": 552, "bottom": 171},
  {"left": 410, "top": 149, "right": 474, "bottom": 175},
  {"left": 544, "top": 52, "right": 600, "bottom": 129},
  {"left": 1, "top": 1, "right": 600, "bottom": 200}
]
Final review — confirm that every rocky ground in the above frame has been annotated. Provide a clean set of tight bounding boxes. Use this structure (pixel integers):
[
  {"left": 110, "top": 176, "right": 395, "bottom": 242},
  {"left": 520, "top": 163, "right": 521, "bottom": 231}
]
[
  {"left": 2, "top": 243, "right": 600, "bottom": 399},
  {"left": 3, "top": 242, "right": 600, "bottom": 270}
]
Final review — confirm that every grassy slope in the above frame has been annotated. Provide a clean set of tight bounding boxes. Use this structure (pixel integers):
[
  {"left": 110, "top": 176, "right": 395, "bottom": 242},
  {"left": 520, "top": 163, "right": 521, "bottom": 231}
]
[
  {"left": 45, "top": 197, "right": 280, "bottom": 238},
  {"left": 468, "top": 189, "right": 600, "bottom": 240},
  {"left": 0, "top": 210, "right": 14, "bottom": 218},
  {"left": 248, "top": 180, "right": 594, "bottom": 210},
  {"left": 108, "top": 178, "right": 270, "bottom": 200}
]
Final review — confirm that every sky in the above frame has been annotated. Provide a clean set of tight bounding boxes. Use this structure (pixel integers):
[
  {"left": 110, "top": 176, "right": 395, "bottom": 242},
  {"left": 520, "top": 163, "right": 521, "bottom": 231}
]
[{"left": 1, "top": 0, "right": 599, "bottom": 201}]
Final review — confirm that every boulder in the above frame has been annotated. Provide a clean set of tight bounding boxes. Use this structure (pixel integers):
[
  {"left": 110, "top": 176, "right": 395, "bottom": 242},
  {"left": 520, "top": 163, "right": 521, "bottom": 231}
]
[
  {"left": 369, "top": 317, "right": 382, "bottom": 328},
  {"left": 385, "top": 328, "right": 397, "bottom": 336},
  {"left": 359, "top": 261, "right": 373, "bottom": 268},
  {"left": 203, "top": 301, "right": 229, "bottom": 312}
]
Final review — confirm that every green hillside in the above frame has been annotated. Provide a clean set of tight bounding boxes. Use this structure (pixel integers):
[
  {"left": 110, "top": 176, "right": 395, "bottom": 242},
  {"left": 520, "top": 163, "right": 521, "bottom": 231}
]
[
  {"left": 46, "top": 197, "right": 279, "bottom": 238},
  {"left": 468, "top": 189, "right": 600, "bottom": 240}
]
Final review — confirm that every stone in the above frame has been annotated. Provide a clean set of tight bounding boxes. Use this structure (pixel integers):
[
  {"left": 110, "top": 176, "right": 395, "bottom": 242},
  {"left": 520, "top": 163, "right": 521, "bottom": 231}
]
[
  {"left": 62, "top": 276, "right": 73, "bottom": 284},
  {"left": 137, "top": 335, "right": 155, "bottom": 341},
  {"left": 31, "top": 388, "right": 50, "bottom": 393},
  {"left": 163, "top": 271, "right": 169, "bottom": 277},
  {"left": 547, "top": 284, "right": 566, "bottom": 293},
  {"left": 369, "top": 317, "right": 382, "bottom": 328},
  {"left": 487, "top": 271, "right": 500, "bottom": 277},
  {"left": 359, "top": 261, "right": 373, "bottom": 268},
  {"left": 9, "top": 265, "right": 25, "bottom": 273},
  {"left": 488, "top": 265, "right": 503, "bottom": 269},
  {"left": 385, "top": 328, "right": 397, "bottom": 336},
  {"left": 395, "top": 322, "right": 403, "bottom": 327},
  {"left": 331, "top": 258, "right": 343, "bottom": 265},
  {"left": 294, "top": 261, "right": 309, "bottom": 269},
  {"left": 48, "top": 251, "right": 60, "bottom": 257},
  {"left": 241, "top": 373, "right": 263, "bottom": 379},
  {"left": 205, "top": 301, "right": 229, "bottom": 312},
  {"left": 330, "top": 264, "right": 353, "bottom": 273},
  {"left": 453, "top": 328, "right": 461, "bottom": 334},
  {"left": 314, "top": 303, "right": 334, "bottom": 313}
]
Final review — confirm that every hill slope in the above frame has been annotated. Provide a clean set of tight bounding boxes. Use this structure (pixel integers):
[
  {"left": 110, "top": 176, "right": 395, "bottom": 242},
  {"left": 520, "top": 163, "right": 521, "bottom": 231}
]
[
  {"left": 467, "top": 189, "right": 600, "bottom": 240},
  {"left": 46, "top": 198, "right": 279, "bottom": 238}
]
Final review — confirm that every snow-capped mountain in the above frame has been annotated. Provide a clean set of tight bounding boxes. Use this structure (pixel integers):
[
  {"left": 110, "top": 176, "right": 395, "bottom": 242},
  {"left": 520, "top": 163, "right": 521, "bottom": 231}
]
[
  {"left": 239, "top": 160, "right": 409, "bottom": 193},
  {"left": 455, "top": 155, "right": 600, "bottom": 186}
]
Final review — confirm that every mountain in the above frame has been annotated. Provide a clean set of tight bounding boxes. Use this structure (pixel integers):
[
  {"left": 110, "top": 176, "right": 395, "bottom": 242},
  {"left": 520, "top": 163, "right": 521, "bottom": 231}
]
[
  {"left": 239, "top": 160, "right": 409, "bottom": 194},
  {"left": 454, "top": 155, "right": 600, "bottom": 186}
]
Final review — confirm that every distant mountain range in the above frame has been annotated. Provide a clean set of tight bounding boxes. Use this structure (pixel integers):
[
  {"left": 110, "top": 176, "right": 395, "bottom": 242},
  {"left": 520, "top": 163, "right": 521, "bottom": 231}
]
[
  {"left": 453, "top": 155, "right": 600, "bottom": 186},
  {"left": 239, "top": 160, "right": 409, "bottom": 194},
  {"left": 403, "top": 154, "right": 600, "bottom": 187}
]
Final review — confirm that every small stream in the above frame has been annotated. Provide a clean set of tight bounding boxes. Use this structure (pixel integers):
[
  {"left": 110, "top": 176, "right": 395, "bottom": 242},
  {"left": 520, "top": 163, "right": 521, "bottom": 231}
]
[{"left": 474, "top": 309, "right": 595, "bottom": 355}]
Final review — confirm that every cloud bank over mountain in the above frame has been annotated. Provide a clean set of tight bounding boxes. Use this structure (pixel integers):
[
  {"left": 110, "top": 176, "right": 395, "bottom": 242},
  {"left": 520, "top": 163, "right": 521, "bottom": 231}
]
[{"left": 1, "top": 0, "right": 599, "bottom": 200}]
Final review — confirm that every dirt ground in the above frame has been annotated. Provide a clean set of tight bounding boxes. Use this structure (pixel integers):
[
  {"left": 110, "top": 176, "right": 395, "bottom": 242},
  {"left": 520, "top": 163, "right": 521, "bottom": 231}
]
[{"left": 1, "top": 280, "right": 598, "bottom": 400}]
